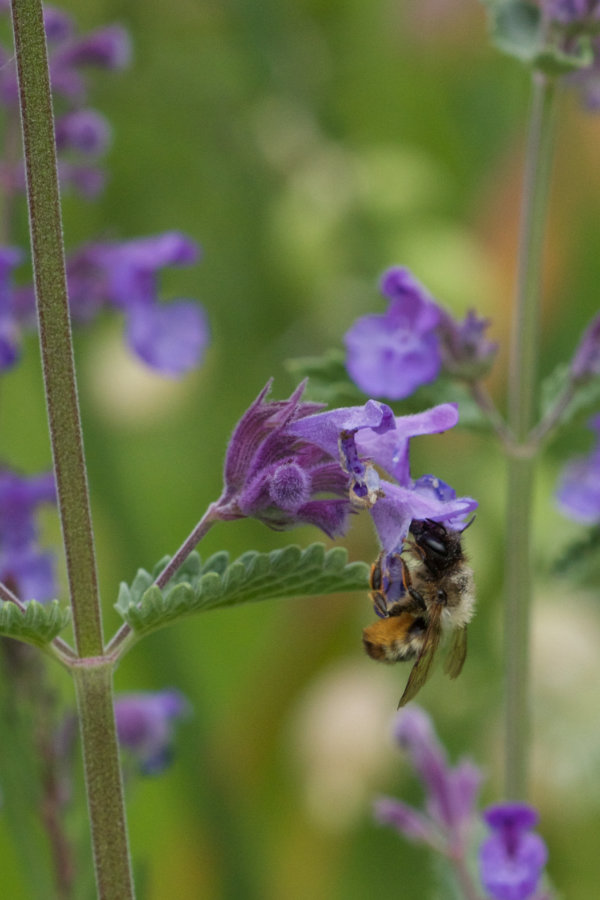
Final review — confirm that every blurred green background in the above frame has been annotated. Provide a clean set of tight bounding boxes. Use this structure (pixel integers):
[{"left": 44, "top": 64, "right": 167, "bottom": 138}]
[{"left": 2, "top": 0, "right": 600, "bottom": 897}]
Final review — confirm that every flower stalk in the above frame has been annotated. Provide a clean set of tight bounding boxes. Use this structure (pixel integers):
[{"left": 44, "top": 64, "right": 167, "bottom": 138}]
[
  {"left": 504, "top": 68, "right": 558, "bottom": 800},
  {"left": 10, "top": 1, "right": 135, "bottom": 896}
]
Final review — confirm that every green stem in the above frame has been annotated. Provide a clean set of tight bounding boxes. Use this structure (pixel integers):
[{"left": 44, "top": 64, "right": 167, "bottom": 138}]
[
  {"left": 504, "top": 70, "right": 558, "bottom": 800},
  {"left": 10, "top": 0, "right": 103, "bottom": 659},
  {"left": 10, "top": 3, "right": 136, "bottom": 897},
  {"left": 73, "top": 663, "right": 135, "bottom": 900}
]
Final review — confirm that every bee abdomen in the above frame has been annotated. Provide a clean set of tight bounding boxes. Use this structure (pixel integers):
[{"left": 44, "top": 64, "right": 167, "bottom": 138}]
[{"left": 362, "top": 615, "right": 427, "bottom": 664}]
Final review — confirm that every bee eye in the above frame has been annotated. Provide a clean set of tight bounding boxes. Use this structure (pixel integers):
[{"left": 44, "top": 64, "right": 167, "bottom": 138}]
[
  {"left": 422, "top": 535, "right": 448, "bottom": 557},
  {"left": 437, "top": 588, "right": 447, "bottom": 603}
]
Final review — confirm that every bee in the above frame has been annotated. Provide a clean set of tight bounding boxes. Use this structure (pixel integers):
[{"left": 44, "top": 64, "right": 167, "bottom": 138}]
[{"left": 362, "top": 518, "right": 475, "bottom": 707}]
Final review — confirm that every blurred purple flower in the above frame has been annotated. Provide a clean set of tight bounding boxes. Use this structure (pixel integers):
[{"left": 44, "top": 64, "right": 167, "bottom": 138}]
[
  {"left": 13, "top": 232, "right": 209, "bottom": 377},
  {"left": 549, "top": 0, "right": 600, "bottom": 24},
  {"left": 555, "top": 415, "right": 600, "bottom": 523},
  {"left": 0, "top": 246, "right": 24, "bottom": 370},
  {"left": 479, "top": 803, "right": 548, "bottom": 900},
  {"left": 288, "top": 399, "right": 477, "bottom": 551},
  {"left": 216, "top": 380, "right": 354, "bottom": 537},
  {"left": 115, "top": 690, "right": 190, "bottom": 775},
  {"left": 570, "top": 312, "right": 600, "bottom": 380},
  {"left": 0, "top": 469, "right": 58, "bottom": 601},
  {"left": 55, "top": 109, "right": 112, "bottom": 157},
  {"left": 374, "top": 706, "right": 483, "bottom": 858},
  {"left": 344, "top": 266, "right": 497, "bottom": 400},
  {"left": 344, "top": 267, "right": 442, "bottom": 400},
  {"left": 437, "top": 308, "right": 498, "bottom": 380}
]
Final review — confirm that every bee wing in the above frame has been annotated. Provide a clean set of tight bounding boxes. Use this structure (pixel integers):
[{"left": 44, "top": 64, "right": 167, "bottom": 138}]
[
  {"left": 443, "top": 626, "right": 467, "bottom": 679},
  {"left": 397, "top": 608, "right": 443, "bottom": 708}
]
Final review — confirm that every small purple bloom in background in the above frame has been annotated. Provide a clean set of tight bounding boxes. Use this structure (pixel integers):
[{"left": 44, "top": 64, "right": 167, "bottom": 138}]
[
  {"left": 289, "top": 398, "right": 477, "bottom": 551},
  {"left": 479, "top": 803, "right": 548, "bottom": 900},
  {"left": 570, "top": 312, "right": 600, "bottom": 380},
  {"left": 344, "top": 267, "right": 442, "bottom": 400},
  {"left": 0, "top": 469, "right": 57, "bottom": 601},
  {"left": 0, "top": 245, "right": 24, "bottom": 370},
  {"left": 11, "top": 232, "right": 209, "bottom": 377},
  {"left": 555, "top": 415, "right": 600, "bottom": 523},
  {"left": 437, "top": 307, "right": 498, "bottom": 380},
  {"left": 344, "top": 265, "right": 497, "bottom": 401},
  {"left": 114, "top": 689, "right": 190, "bottom": 775},
  {"left": 374, "top": 706, "right": 482, "bottom": 858}
]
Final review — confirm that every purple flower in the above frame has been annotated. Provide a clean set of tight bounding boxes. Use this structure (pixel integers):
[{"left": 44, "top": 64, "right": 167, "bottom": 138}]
[
  {"left": 555, "top": 415, "right": 600, "bottom": 523},
  {"left": 216, "top": 380, "right": 354, "bottom": 537},
  {"left": 570, "top": 312, "right": 600, "bottom": 380},
  {"left": 344, "top": 267, "right": 442, "bottom": 400},
  {"left": 549, "top": 0, "right": 600, "bottom": 24},
  {"left": 0, "top": 245, "right": 24, "bottom": 370},
  {"left": 114, "top": 689, "right": 189, "bottom": 775},
  {"left": 288, "top": 399, "right": 477, "bottom": 551},
  {"left": 437, "top": 308, "right": 498, "bottom": 380},
  {"left": 0, "top": 469, "right": 58, "bottom": 601},
  {"left": 55, "top": 109, "right": 112, "bottom": 157},
  {"left": 375, "top": 707, "right": 482, "bottom": 857},
  {"left": 479, "top": 804, "right": 548, "bottom": 900}
]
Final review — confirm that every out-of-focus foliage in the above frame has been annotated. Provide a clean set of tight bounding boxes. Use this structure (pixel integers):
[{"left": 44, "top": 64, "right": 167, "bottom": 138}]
[{"left": 2, "top": 0, "right": 600, "bottom": 897}]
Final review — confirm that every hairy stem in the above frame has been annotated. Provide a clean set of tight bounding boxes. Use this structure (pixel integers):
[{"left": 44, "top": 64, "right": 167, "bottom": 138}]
[
  {"left": 504, "top": 70, "right": 557, "bottom": 800},
  {"left": 10, "top": 0, "right": 103, "bottom": 659},
  {"left": 73, "top": 664, "right": 135, "bottom": 900}
]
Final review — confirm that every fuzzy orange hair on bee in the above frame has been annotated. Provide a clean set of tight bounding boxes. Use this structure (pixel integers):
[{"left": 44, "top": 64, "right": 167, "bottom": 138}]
[{"left": 362, "top": 518, "right": 475, "bottom": 707}]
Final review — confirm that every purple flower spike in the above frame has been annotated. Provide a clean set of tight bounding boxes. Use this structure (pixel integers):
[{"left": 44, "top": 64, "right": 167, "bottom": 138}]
[
  {"left": 375, "top": 706, "right": 482, "bottom": 858},
  {"left": 556, "top": 415, "right": 600, "bottom": 523},
  {"left": 344, "top": 266, "right": 442, "bottom": 400},
  {"left": 0, "top": 245, "right": 25, "bottom": 370},
  {"left": 217, "top": 381, "right": 353, "bottom": 537},
  {"left": 53, "top": 25, "right": 132, "bottom": 72},
  {"left": 479, "top": 803, "right": 548, "bottom": 900},
  {"left": 114, "top": 689, "right": 190, "bottom": 775}
]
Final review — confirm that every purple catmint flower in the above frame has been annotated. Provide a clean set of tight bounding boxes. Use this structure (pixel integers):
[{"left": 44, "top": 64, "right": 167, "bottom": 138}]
[
  {"left": 479, "top": 803, "right": 549, "bottom": 900},
  {"left": 216, "top": 380, "right": 355, "bottom": 537},
  {"left": 437, "top": 307, "right": 498, "bottom": 380},
  {"left": 374, "top": 706, "right": 482, "bottom": 857},
  {"left": 114, "top": 689, "right": 190, "bottom": 775},
  {"left": 344, "top": 267, "right": 442, "bottom": 400},
  {"left": 555, "top": 414, "right": 600, "bottom": 523},
  {"left": 549, "top": 0, "right": 600, "bottom": 24},
  {"left": 288, "top": 399, "right": 477, "bottom": 551},
  {"left": 0, "top": 245, "right": 24, "bottom": 370},
  {"left": 55, "top": 109, "right": 112, "bottom": 157},
  {"left": 570, "top": 312, "right": 600, "bottom": 380},
  {"left": 344, "top": 266, "right": 497, "bottom": 400},
  {"left": 0, "top": 469, "right": 57, "bottom": 601}
]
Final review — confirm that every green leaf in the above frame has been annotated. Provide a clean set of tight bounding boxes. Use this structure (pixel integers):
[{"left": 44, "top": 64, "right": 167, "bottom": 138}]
[
  {"left": 116, "top": 544, "right": 370, "bottom": 640},
  {"left": 286, "top": 349, "right": 365, "bottom": 406},
  {"left": 551, "top": 526, "right": 600, "bottom": 585},
  {"left": 0, "top": 600, "right": 71, "bottom": 649}
]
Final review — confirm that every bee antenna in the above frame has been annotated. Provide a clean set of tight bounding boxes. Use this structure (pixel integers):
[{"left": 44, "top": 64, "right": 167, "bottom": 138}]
[{"left": 460, "top": 515, "right": 476, "bottom": 533}]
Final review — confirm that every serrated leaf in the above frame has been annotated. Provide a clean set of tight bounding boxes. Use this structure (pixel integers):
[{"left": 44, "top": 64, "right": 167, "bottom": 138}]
[
  {"left": 0, "top": 600, "right": 71, "bottom": 648},
  {"left": 116, "top": 545, "right": 370, "bottom": 640},
  {"left": 540, "top": 364, "right": 600, "bottom": 435}
]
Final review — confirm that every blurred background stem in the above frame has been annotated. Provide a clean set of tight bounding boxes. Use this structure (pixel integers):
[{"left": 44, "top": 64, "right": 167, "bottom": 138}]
[{"left": 504, "top": 70, "right": 557, "bottom": 800}]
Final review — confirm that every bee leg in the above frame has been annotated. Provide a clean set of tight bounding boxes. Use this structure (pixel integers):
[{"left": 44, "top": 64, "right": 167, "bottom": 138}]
[
  {"left": 371, "top": 591, "right": 389, "bottom": 618},
  {"left": 407, "top": 588, "right": 427, "bottom": 613}
]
